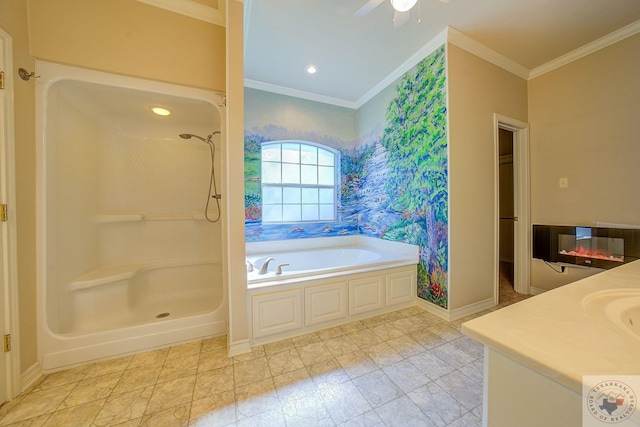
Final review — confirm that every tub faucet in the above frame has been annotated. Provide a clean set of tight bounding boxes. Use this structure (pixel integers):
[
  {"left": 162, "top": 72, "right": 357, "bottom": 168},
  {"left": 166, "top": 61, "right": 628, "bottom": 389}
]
[
  {"left": 259, "top": 257, "right": 275, "bottom": 275},
  {"left": 246, "top": 260, "right": 254, "bottom": 272}
]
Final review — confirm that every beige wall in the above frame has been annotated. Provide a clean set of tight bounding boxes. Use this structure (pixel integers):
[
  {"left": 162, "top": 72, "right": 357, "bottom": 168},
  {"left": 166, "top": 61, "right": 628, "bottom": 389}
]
[
  {"left": 28, "top": 0, "right": 225, "bottom": 92},
  {"left": 0, "top": 0, "right": 38, "bottom": 376},
  {"left": 2, "top": 0, "right": 227, "bottom": 379},
  {"left": 225, "top": 0, "right": 248, "bottom": 350},
  {"left": 447, "top": 43, "right": 528, "bottom": 310},
  {"left": 528, "top": 33, "right": 640, "bottom": 291}
]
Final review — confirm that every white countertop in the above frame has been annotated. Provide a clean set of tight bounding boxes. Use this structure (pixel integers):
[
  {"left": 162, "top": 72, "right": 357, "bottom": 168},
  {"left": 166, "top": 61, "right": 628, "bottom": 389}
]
[{"left": 461, "top": 259, "right": 640, "bottom": 393}]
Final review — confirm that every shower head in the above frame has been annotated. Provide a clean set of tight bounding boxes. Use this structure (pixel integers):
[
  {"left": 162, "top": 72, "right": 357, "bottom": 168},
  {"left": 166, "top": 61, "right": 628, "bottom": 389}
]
[{"left": 179, "top": 132, "right": 220, "bottom": 144}]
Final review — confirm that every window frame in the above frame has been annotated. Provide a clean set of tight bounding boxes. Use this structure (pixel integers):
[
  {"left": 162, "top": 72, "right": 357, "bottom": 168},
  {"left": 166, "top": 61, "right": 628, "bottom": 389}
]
[{"left": 260, "top": 140, "right": 340, "bottom": 224}]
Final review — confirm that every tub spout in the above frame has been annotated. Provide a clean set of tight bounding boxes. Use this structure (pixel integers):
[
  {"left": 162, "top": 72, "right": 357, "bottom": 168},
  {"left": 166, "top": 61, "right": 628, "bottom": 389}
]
[{"left": 259, "top": 257, "right": 275, "bottom": 275}]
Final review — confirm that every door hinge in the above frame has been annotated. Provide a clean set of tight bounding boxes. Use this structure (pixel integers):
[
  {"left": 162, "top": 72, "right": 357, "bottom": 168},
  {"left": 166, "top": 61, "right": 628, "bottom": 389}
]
[
  {"left": 0, "top": 71, "right": 4, "bottom": 89},
  {"left": 3, "top": 334, "right": 10, "bottom": 352},
  {"left": 0, "top": 204, "right": 7, "bottom": 222}
]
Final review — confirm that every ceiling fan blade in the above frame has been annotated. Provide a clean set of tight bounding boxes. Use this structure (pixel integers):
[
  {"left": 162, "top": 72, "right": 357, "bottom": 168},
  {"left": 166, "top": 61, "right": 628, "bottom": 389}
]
[
  {"left": 354, "top": 0, "right": 385, "bottom": 17},
  {"left": 392, "top": 10, "right": 410, "bottom": 28}
]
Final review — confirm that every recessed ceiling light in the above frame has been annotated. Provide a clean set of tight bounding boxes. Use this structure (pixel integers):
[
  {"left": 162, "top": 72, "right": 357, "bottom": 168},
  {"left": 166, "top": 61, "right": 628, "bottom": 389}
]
[
  {"left": 305, "top": 65, "right": 318, "bottom": 75},
  {"left": 150, "top": 106, "right": 172, "bottom": 116}
]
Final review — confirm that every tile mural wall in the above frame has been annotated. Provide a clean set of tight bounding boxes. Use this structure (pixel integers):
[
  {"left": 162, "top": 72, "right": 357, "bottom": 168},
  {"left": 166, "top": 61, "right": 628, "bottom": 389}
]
[{"left": 244, "top": 45, "right": 448, "bottom": 308}]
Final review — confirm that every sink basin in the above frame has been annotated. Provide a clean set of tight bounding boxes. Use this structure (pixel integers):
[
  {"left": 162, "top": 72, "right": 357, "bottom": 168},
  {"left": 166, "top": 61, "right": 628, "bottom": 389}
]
[{"left": 582, "top": 289, "right": 640, "bottom": 341}]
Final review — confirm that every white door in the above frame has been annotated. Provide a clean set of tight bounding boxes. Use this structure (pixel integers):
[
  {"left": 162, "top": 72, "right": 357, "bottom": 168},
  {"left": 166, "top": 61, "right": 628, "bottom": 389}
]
[
  {"left": 0, "top": 25, "right": 17, "bottom": 404},
  {"left": 0, "top": 38, "right": 7, "bottom": 406},
  {"left": 494, "top": 114, "right": 531, "bottom": 302}
]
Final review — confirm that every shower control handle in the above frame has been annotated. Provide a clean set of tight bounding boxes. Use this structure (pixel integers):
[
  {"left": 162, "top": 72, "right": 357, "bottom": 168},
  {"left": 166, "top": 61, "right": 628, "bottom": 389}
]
[{"left": 276, "top": 264, "right": 289, "bottom": 275}]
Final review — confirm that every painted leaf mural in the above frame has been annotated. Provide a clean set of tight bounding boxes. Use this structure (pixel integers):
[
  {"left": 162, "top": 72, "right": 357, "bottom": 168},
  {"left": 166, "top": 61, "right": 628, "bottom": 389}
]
[{"left": 244, "top": 45, "right": 448, "bottom": 308}]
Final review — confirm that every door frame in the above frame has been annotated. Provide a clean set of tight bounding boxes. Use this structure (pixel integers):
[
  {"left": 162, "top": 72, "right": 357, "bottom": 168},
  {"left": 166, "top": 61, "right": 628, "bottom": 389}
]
[
  {"left": 493, "top": 114, "right": 530, "bottom": 302},
  {"left": 0, "top": 26, "right": 21, "bottom": 402}
]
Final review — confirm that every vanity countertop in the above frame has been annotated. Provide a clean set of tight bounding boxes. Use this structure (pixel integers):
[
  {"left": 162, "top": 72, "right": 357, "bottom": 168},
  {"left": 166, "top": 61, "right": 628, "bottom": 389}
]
[{"left": 461, "top": 259, "right": 640, "bottom": 393}]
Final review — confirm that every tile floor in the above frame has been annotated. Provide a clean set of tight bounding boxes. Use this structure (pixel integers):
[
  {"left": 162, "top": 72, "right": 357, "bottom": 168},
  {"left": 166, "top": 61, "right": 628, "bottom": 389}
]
[{"left": 0, "top": 285, "right": 530, "bottom": 427}]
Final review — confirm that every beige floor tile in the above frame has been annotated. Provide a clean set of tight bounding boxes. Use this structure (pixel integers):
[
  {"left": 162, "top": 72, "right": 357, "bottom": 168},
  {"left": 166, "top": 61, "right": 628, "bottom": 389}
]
[
  {"left": 234, "top": 356, "right": 271, "bottom": 387},
  {"left": 266, "top": 348, "right": 305, "bottom": 376},
  {"left": 316, "top": 326, "right": 344, "bottom": 341},
  {"left": 129, "top": 348, "right": 169, "bottom": 369},
  {"left": 371, "top": 323, "right": 404, "bottom": 341},
  {"left": 166, "top": 340, "right": 202, "bottom": 361},
  {"left": 197, "top": 348, "right": 232, "bottom": 373},
  {"left": 189, "top": 390, "right": 236, "bottom": 426},
  {"left": 232, "top": 345, "right": 266, "bottom": 363},
  {"left": 323, "top": 334, "right": 360, "bottom": 357},
  {"left": 339, "top": 320, "right": 366, "bottom": 334},
  {"left": 291, "top": 332, "right": 321, "bottom": 348},
  {"left": 140, "top": 402, "right": 190, "bottom": 427},
  {"left": 200, "top": 335, "right": 227, "bottom": 353},
  {"left": 391, "top": 316, "right": 425, "bottom": 334},
  {"left": 335, "top": 349, "right": 378, "bottom": 380},
  {"left": 306, "top": 358, "right": 350, "bottom": 390},
  {"left": 145, "top": 375, "right": 196, "bottom": 415},
  {"left": 272, "top": 367, "right": 315, "bottom": 403},
  {"left": 84, "top": 356, "right": 132, "bottom": 379},
  {"left": 364, "top": 341, "right": 404, "bottom": 368},
  {"left": 93, "top": 386, "right": 154, "bottom": 426},
  {"left": 112, "top": 364, "right": 162, "bottom": 395},
  {"left": 158, "top": 352, "right": 200, "bottom": 384},
  {"left": 60, "top": 372, "right": 122, "bottom": 408},
  {"left": 386, "top": 334, "right": 426, "bottom": 358},
  {"left": 42, "top": 399, "right": 104, "bottom": 427},
  {"left": 193, "top": 366, "right": 235, "bottom": 400},
  {"left": 0, "top": 304, "right": 510, "bottom": 427},
  {"left": 347, "top": 328, "right": 383, "bottom": 349},
  {"left": 235, "top": 378, "right": 280, "bottom": 421},
  {"left": 295, "top": 341, "right": 333, "bottom": 366},
  {"left": 0, "top": 384, "right": 76, "bottom": 425},
  {"left": 263, "top": 339, "right": 295, "bottom": 355}
]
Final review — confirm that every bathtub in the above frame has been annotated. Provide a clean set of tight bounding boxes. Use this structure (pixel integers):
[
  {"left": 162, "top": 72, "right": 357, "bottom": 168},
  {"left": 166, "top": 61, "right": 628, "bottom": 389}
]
[
  {"left": 36, "top": 62, "right": 228, "bottom": 372},
  {"left": 247, "top": 241, "right": 417, "bottom": 286},
  {"left": 246, "top": 236, "right": 419, "bottom": 344}
]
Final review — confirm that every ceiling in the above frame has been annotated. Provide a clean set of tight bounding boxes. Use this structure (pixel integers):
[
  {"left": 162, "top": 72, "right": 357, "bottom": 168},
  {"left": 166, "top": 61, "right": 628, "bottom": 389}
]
[{"left": 244, "top": 0, "right": 640, "bottom": 106}]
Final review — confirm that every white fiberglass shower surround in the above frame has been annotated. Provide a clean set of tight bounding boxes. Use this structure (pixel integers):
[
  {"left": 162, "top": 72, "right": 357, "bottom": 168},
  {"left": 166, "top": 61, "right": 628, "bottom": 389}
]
[{"left": 36, "top": 62, "right": 228, "bottom": 371}]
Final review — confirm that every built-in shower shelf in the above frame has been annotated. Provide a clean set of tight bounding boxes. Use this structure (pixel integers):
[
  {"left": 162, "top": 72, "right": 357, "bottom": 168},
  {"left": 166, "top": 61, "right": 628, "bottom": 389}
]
[{"left": 93, "top": 212, "right": 208, "bottom": 223}]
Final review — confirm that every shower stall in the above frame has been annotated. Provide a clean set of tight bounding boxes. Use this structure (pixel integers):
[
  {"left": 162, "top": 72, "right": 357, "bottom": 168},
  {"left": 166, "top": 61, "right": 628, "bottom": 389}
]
[{"left": 36, "top": 62, "right": 228, "bottom": 371}]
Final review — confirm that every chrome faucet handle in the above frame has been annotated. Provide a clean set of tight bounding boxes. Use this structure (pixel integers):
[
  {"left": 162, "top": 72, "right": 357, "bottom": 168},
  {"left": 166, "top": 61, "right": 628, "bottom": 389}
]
[
  {"left": 246, "top": 260, "right": 254, "bottom": 272},
  {"left": 259, "top": 257, "right": 275, "bottom": 275},
  {"left": 276, "top": 263, "right": 290, "bottom": 275}
]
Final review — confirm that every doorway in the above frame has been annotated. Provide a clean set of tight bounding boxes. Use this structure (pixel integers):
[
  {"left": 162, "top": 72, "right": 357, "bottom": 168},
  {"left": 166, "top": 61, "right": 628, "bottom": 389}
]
[
  {"left": 0, "top": 25, "right": 19, "bottom": 404},
  {"left": 494, "top": 114, "right": 530, "bottom": 304},
  {"left": 498, "top": 129, "right": 515, "bottom": 300}
]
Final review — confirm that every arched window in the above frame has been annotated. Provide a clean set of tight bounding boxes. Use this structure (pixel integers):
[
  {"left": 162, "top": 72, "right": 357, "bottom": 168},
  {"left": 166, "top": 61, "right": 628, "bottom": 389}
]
[{"left": 261, "top": 141, "right": 339, "bottom": 223}]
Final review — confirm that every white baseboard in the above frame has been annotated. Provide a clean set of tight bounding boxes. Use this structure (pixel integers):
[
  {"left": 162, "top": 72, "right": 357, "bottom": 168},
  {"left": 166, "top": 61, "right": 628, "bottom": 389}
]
[
  {"left": 227, "top": 339, "right": 251, "bottom": 357},
  {"left": 530, "top": 287, "right": 547, "bottom": 296},
  {"left": 449, "top": 298, "right": 495, "bottom": 321},
  {"left": 416, "top": 297, "right": 495, "bottom": 322},
  {"left": 21, "top": 362, "right": 44, "bottom": 393},
  {"left": 416, "top": 298, "right": 451, "bottom": 321}
]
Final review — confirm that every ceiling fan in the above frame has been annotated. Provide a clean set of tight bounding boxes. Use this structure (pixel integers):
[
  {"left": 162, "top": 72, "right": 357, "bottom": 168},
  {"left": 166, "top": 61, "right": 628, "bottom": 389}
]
[{"left": 354, "top": 0, "right": 449, "bottom": 28}]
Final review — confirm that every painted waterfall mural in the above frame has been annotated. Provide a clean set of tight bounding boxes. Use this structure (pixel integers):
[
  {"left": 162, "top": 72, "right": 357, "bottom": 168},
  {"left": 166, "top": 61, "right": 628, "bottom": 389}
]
[{"left": 245, "top": 46, "right": 448, "bottom": 308}]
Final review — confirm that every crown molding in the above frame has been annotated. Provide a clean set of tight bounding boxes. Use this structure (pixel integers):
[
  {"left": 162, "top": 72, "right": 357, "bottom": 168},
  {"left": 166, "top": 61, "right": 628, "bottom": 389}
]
[
  {"left": 244, "top": 79, "right": 358, "bottom": 109},
  {"left": 136, "top": 0, "right": 225, "bottom": 26},
  {"left": 355, "top": 27, "right": 449, "bottom": 108},
  {"left": 529, "top": 19, "right": 640, "bottom": 79},
  {"left": 446, "top": 26, "right": 531, "bottom": 80}
]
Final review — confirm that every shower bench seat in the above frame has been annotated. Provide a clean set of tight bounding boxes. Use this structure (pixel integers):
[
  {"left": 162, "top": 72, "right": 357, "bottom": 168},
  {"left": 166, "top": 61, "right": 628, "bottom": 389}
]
[{"left": 69, "top": 257, "right": 217, "bottom": 291}]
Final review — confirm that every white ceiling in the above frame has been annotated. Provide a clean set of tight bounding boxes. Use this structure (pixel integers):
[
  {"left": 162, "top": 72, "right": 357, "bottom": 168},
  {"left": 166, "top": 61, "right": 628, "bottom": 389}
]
[{"left": 244, "top": 0, "right": 640, "bottom": 106}]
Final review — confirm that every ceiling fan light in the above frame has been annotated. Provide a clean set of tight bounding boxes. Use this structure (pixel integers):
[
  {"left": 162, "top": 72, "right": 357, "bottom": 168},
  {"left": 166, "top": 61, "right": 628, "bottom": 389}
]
[{"left": 390, "top": 0, "right": 417, "bottom": 13}]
